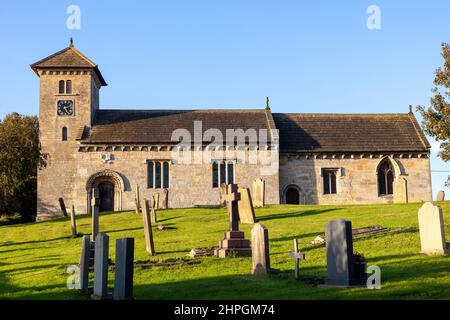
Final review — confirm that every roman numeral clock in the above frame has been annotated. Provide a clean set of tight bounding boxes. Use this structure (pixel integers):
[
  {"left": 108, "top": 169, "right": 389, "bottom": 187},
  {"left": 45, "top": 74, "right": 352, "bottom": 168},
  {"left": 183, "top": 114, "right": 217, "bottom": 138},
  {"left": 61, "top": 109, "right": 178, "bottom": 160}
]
[{"left": 57, "top": 100, "right": 74, "bottom": 116}]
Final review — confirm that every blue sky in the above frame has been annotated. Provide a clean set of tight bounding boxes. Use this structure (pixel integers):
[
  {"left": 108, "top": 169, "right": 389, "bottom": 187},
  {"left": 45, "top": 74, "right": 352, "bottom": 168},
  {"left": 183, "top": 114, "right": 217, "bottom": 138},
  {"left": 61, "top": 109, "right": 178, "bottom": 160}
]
[{"left": 0, "top": 1, "right": 448, "bottom": 194}]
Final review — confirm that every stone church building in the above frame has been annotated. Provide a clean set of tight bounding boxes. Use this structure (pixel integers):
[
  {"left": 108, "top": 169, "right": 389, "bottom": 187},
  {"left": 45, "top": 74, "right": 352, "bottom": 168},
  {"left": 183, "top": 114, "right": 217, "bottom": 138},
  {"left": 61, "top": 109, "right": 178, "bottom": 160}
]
[{"left": 32, "top": 43, "right": 433, "bottom": 221}]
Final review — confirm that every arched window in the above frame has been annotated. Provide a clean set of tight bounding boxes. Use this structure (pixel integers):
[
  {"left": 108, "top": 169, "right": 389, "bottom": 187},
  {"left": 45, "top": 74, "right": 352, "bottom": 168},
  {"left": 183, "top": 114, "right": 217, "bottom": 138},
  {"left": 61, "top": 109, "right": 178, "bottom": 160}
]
[
  {"left": 59, "top": 80, "right": 65, "bottom": 94},
  {"left": 212, "top": 160, "right": 235, "bottom": 188},
  {"left": 378, "top": 159, "right": 394, "bottom": 195},
  {"left": 66, "top": 80, "right": 72, "bottom": 94},
  {"left": 62, "top": 127, "right": 68, "bottom": 141}
]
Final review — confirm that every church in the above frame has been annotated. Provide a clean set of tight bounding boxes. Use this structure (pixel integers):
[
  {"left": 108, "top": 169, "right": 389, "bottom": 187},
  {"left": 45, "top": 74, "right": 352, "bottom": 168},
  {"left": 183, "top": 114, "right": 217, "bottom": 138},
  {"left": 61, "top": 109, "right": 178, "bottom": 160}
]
[{"left": 32, "top": 42, "right": 433, "bottom": 221}]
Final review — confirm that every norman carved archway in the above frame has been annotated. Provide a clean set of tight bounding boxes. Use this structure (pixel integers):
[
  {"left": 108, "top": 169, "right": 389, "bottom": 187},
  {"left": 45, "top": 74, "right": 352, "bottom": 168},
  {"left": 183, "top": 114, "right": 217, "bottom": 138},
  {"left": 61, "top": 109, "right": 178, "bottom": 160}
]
[{"left": 86, "top": 169, "right": 125, "bottom": 213}]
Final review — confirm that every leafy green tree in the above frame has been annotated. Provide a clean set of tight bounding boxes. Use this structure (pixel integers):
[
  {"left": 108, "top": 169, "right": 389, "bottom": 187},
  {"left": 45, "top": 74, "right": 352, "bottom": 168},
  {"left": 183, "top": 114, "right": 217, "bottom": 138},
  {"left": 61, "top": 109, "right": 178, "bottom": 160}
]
[
  {"left": 417, "top": 43, "right": 450, "bottom": 187},
  {"left": 0, "top": 113, "right": 46, "bottom": 220}
]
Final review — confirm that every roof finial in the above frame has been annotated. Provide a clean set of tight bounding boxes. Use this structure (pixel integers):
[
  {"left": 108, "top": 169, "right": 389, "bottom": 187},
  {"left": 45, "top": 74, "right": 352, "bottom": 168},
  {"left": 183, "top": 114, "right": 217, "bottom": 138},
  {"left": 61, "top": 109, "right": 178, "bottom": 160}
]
[
  {"left": 409, "top": 104, "right": 413, "bottom": 114},
  {"left": 266, "top": 97, "right": 270, "bottom": 110},
  {"left": 69, "top": 37, "right": 74, "bottom": 48}
]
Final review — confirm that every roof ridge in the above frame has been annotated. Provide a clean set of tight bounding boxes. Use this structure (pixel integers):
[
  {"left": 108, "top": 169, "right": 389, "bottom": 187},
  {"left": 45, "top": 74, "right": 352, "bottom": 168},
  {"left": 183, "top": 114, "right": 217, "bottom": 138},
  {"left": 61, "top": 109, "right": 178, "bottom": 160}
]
[{"left": 274, "top": 113, "right": 411, "bottom": 116}]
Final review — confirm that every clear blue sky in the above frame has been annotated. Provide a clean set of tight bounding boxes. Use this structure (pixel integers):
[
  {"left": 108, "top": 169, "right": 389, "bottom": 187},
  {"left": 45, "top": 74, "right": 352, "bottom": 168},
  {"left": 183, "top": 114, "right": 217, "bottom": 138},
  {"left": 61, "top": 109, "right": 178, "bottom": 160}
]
[{"left": 0, "top": 1, "right": 448, "bottom": 195}]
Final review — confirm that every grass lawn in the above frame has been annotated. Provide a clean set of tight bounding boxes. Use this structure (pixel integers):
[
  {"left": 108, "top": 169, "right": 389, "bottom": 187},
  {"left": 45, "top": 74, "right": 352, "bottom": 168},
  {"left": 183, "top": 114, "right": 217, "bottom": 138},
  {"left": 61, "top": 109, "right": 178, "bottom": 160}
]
[{"left": 0, "top": 201, "right": 449, "bottom": 300}]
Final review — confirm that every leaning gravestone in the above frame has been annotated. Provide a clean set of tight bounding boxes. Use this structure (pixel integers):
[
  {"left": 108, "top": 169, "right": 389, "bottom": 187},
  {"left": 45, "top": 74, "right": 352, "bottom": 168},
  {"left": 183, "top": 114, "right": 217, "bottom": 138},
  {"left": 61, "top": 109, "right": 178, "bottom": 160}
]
[
  {"left": 79, "top": 235, "right": 92, "bottom": 293},
  {"left": 214, "top": 184, "right": 252, "bottom": 258},
  {"left": 91, "top": 189, "right": 100, "bottom": 241},
  {"left": 162, "top": 189, "right": 169, "bottom": 209},
  {"left": 251, "top": 223, "right": 270, "bottom": 274},
  {"left": 418, "top": 202, "right": 449, "bottom": 255},
  {"left": 59, "top": 197, "right": 68, "bottom": 217},
  {"left": 114, "top": 238, "right": 134, "bottom": 300},
  {"left": 219, "top": 183, "right": 227, "bottom": 206},
  {"left": 151, "top": 208, "right": 157, "bottom": 224},
  {"left": 324, "top": 220, "right": 366, "bottom": 287},
  {"left": 70, "top": 205, "right": 78, "bottom": 238},
  {"left": 92, "top": 233, "right": 111, "bottom": 299},
  {"left": 134, "top": 185, "right": 141, "bottom": 214},
  {"left": 141, "top": 198, "right": 155, "bottom": 256},
  {"left": 436, "top": 190, "right": 445, "bottom": 201},
  {"left": 238, "top": 188, "right": 256, "bottom": 224},
  {"left": 252, "top": 178, "right": 265, "bottom": 208}
]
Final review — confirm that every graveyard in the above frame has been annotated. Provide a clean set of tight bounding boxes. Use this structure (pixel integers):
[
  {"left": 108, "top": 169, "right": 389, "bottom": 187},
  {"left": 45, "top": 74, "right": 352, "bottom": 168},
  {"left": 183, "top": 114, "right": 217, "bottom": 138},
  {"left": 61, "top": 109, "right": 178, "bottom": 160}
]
[{"left": 0, "top": 200, "right": 449, "bottom": 300}]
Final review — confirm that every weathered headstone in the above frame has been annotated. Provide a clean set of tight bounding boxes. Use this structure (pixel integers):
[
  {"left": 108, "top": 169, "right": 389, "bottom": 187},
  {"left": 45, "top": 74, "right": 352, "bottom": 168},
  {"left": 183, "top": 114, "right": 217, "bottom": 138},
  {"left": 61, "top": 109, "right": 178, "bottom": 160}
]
[
  {"left": 214, "top": 184, "right": 252, "bottom": 258},
  {"left": 238, "top": 188, "right": 256, "bottom": 224},
  {"left": 70, "top": 205, "right": 78, "bottom": 238},
  {"left": 252, "top": 178, "right": 265, "bottom": 208},
  {"left": 324, "top": 220, "right": 366, "bottom": 287},
  {"left": 91, "top": 188, "right": 100, "bottom": 241},
  {"left": 114, "top": 238, "right": 134, "bottom": 300},
  {"left": 161, "top": 189, "right": 168, "bottom": 209},
  {"left": 251, "top": 223, "right": 270, "bottom": 274},
  {"left": 134, "top": 185, "right": 141, "bottom": 214},
  {"left": 141, "top": 198, "right": 155, "bottom": 256},
  {"left": 289, "top": 239, "right": 305, "bottom": 279},
  {"left": 92, "top": 233, "right": 111, "bottom": 299},
  {"left": 154, "top": 193, "right": 160, "bottom": 209},
  {"left": 418, "top": 202, "right": 449, "bottom": 255},
  {"left": 59, "top": 197, "right": 68, "bottom": 217},
  {"left": 219, "top": 183, "right": 227, "bottom": 206},
  {"left": 79, "top": 235, "right": 92, "bottom": 293},
  {"left": 436, "top": 190, "right": 445, "bottom": 201},
  {"left": 151, "top": 208, "right": 157, "bottom": 224}
]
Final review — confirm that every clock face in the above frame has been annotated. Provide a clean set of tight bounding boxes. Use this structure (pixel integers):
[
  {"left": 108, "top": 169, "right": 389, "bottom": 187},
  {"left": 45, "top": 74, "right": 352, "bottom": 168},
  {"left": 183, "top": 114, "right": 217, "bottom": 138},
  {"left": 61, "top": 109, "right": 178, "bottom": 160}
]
[{"left": 57, "top": 100, "right": 74, "bottom": 116}]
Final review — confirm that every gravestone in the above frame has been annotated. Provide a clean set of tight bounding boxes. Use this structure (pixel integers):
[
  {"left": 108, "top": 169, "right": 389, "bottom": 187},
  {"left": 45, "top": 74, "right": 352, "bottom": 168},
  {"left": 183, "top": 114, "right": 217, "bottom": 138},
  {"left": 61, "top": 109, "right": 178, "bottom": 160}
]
[
  {"left": 214, "top": 184, "right": 252, "bottom": 258},
  {"left": 436, "top": 190, "right": 445, "bottom": 201},
  {"left": 114, "top": 238, "right": 134, "bottom": 300},
  {"left": 324, "top": 220, "right": 367, "bottom": 287},
  {"left": 91, "top": 188, "right": 100, "bottom": 241},
  {"left": 59, "top": 197, "right": 68, "bottom": 217},
  {"left": 251, "top": 223, "right": 270, "bottom": 274},
  {"left": 70, "top": 205, "right": 78, "bottom": 238},
  {"left": 134, "top": 185, "right": 141, "bottom": 214},
  {"left": 252, "top": 179, "right": 265, "bottom": 208},
  {"left": 219, "top": 183, "right": 227, "bottom": 206},
  {"left": 141, "top": 198, "right": 155, "bottom": 256},
  {"left": 151, "top": 208, "right": 157, "bottom": 224},
  {"left": 289, "top": 239, "right": 305, "bottom": 280},
  {"left": 238, "top": 188, "right": 256, "bottom": 224},
  {"left": 154, "top": 193, "right": 160, "bottom": 209},
  {"left": 418, "top": 202, "right": 449, "bottom": 255},
  {"left": 92, "top": 233, "right": 111, "bottom": 299},
  {"left": 79, "top": 235, "right": 92, "bottom": 293},
  {"left": 162, "top": 189, "right": 169, "bottom": 209}
]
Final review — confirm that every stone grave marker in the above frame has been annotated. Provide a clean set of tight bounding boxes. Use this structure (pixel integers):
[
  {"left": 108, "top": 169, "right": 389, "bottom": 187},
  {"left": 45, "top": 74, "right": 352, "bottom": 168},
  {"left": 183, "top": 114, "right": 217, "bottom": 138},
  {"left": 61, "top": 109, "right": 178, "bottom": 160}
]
[
  {"left": 324, "top": 220, "right": 367, "bottom": 287},
  {"left": 114, "top": 238, "right": 134, "bottom": 300},
  {"left": 70, "top": 205, "right": 79, "bottom": 238},
  {"left": 59, "top": 197, "right": 68, "bottom": 217},
  {"left": 151, "top": 207, "right": 157, "bottom": 224},
  {"left": 153, "top": 193, "right": 160, "bottom": 209},
  {"left": 289, "top": 239, "right": 305, "bottom": 280},
  {"left": 238, "top": 187, "right": 256, "bottom": 224},
  {"left": 92, "top": 233, "right": 111, "bottom": 299},
  {"left": 141, "top": 198, "right": 155, "bottom": 256},
  {"left": 162, "top": 189, "right": 168, "bottom": 209},
  {"left": 418, "top": 202, "right": 449, "bottom": 255},
  {"left": 214, "top": 184, "right": 252, "bottom": 258},
  {"left": 134, "top": 185, "right": 141, "bottom": 214},
  {"left": 91, "top": 188, "right": 100, "bottom": 241},
  {"left": 219, "top": 183, "right": 227, "bottom": 206},
  {"left": 79, "top": 235, "right": 92, "bottom": 293},
  {"left": 252, "top": 178, "right": 265, "bottom": 208},
  {"left": 251, "top": 223, "right": 270, "bottom": 274},
  {"left": 436, "top": 190, "right": 445, "bottom": 201}
]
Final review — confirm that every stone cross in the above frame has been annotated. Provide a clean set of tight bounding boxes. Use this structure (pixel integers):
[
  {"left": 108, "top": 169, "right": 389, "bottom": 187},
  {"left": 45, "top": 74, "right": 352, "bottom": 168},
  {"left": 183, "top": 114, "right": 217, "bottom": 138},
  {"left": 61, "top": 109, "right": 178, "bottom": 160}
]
[
  {"left": 251, "top": 223, "right": 270, "bottom": 274},
  {"left": 134, "top": 185, "right": 141, "bottom": 214},
  {"left": 141, "top": 198, "right": 155, "bottom": 256},
  {"left": 79, "top": 235, "right": 92, "bottom": 293},
  {"left": 91, "top": 188, "right": 100, "bottom": 241},
  {"left": 238, "top": 188, "right": 256, "bottom": 224},
  {"left": 59, "top": 197, "right": 68, "bottom": 217},
  {"left": 436, "top": 190, "right": 445, "bottom": 201},
  {"left": 225, "top": 184, "right": 241, "bottom": 231},
  {"left": 289, "top": 239, "right": 305, "bottom": 280},
  {"left": 92, "top": 233, "right": 110, "bottom": 299},
  {"left": 70, "top": 205, "right": 77, "bottom": 238},
  {"left": 114, "top": 238, "right": 134, "bottom": 300},
  {"left": 418, "top": 202, "right": 449, "bottom": 255}
]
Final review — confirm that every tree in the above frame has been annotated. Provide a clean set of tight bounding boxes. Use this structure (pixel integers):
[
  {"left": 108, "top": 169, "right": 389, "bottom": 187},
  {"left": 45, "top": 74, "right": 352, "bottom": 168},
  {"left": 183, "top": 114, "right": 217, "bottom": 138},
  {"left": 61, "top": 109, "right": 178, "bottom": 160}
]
[
  {"left": 417, "top": 43, "right": 450, "bottom": 187},
  {"left": 0, "top": 113, "right": 46, "bottom": 220}
]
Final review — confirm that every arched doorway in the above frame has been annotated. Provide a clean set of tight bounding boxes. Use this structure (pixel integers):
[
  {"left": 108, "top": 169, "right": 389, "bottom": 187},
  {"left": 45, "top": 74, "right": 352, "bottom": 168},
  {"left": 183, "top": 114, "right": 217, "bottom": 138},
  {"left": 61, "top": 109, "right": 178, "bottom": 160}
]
[
  {"left": 98, "top": 182, "right": 115, "bottom": 212},
  {"left": 285, "top": 187, "right": 300, "bottom": 204}
]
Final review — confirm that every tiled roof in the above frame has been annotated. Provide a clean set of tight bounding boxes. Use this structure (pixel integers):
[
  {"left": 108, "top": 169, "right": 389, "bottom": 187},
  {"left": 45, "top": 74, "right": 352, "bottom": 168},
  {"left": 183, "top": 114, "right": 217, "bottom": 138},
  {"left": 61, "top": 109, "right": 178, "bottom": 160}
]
[{"left": 273, "top": 113, "right": 430, "bottom": 153}]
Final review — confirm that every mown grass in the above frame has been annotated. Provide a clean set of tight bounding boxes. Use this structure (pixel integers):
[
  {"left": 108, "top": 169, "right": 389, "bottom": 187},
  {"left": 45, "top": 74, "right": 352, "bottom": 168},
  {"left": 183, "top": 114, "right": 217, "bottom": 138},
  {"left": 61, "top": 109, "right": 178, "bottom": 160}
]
[{"left": 0, "top": 201, "right": 449, "bottom": 300}]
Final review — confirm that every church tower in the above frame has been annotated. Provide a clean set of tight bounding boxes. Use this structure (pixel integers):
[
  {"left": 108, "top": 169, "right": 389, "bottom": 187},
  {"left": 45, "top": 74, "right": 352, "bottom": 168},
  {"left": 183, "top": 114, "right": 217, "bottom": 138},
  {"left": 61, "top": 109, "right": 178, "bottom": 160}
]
[{"left": 31, "top": 40, "right": 107, "bottom": 220}]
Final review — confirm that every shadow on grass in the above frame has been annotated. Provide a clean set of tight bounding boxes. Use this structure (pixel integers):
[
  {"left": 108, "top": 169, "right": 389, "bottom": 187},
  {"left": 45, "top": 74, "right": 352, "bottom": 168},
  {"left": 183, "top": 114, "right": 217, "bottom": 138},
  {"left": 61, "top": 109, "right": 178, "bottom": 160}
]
[{"left": 257, "top": 209, "right": 338, "bottom": 222}]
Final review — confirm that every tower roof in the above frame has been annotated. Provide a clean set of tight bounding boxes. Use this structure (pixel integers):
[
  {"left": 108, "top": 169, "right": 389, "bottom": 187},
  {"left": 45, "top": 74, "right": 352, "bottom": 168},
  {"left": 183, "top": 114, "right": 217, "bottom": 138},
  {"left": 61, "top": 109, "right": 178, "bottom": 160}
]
[{"left": 30, "top": 41, "right": 107, "bottom": 86}]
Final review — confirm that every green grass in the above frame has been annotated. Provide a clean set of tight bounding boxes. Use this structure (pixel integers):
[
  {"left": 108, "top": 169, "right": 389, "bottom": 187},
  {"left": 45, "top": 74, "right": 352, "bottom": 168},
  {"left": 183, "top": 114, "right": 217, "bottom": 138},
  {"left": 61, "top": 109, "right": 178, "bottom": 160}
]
[{"left": 1, "top": 201, "right": 449, "bottom": 300}]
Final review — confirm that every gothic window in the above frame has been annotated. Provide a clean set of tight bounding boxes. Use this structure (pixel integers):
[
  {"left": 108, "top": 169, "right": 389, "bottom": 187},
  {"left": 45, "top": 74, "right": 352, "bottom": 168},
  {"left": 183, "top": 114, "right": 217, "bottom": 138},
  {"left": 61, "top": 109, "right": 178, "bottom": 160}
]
[
  {"left": 66, "top": 80, "right": 72, "bottom": 94},
  {"left": 62, "top": 127, "right": 68, "bottom": 141},
  {"left": 322, "top": 169, "right": 338, "bottom": 194},
  {"left": 378, "top": 160, "right": 394, "bottom": 195},
  {"left": 147, "top": 160, "right": 170, "bottom": 189},
  {"left": 59, "top": 80, "right": 65, "bottom": 94},
  {"left": 212, "top": 160, "right": 235, "bottom": 188}
]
